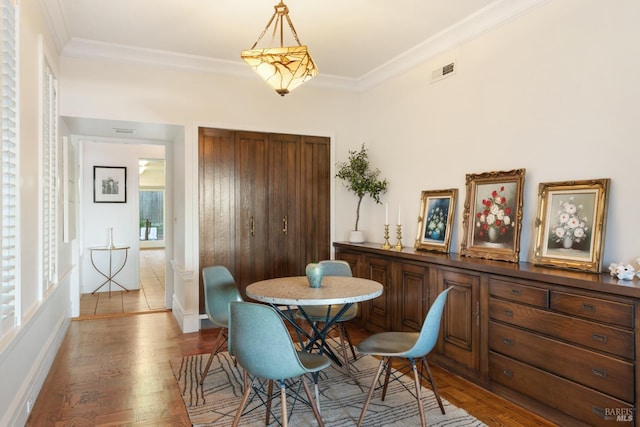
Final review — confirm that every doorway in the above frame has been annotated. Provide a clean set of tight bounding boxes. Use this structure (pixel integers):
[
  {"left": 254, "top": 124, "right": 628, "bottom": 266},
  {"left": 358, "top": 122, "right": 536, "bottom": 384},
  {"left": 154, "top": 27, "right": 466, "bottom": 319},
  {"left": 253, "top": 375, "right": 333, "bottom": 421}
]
[{"left": 139, "top": 158, "right": 166, "bottom": 249}]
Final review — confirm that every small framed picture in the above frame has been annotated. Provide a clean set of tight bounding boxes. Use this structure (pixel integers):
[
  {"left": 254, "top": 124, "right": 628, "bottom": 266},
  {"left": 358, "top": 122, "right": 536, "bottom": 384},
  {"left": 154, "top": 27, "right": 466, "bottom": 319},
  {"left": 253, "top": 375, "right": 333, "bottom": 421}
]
[
  {"left": 532, "top": 179, "right": 610, "bottom": 273},
  {"left": 415, "top": 189, "right": 457, "bottom": 253},
  {"left": 460, "top": 168, "right": 525, "bottom": 263},
  {"left": 94, "top": 166, "right": 127, "bottom": 203}
]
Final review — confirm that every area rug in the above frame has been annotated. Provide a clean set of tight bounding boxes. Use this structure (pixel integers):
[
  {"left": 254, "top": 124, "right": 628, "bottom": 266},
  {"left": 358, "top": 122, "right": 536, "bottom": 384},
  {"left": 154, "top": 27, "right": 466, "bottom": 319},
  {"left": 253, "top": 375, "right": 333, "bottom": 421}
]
[{"left": 171, "top": 349, "right": 487, "bottom": 426}]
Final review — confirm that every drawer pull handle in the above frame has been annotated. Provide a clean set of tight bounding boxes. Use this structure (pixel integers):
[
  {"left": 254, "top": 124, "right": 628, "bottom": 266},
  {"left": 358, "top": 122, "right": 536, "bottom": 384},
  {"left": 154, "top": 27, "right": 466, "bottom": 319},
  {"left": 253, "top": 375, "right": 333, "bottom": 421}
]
[
  {"left": 502, "top": 338, "right": 514, "bottom": 345},
  {"left": 592, "top": 333, "right": 608, "bottom": 344},
  {"left": 502, "top": 368, "right": 513, "bottom": 378},
  {"left": 592, "top": 368, "right": 608, "bottom": 378},
  {"left": 510, "top": 289, "right": 521, "bottom": 296},
  {"left": 581, "top": 303, "right": 595, "bottom": 313},
  {"left": 503, "top": 309, "right": 513, "bottom": 318},
  {"left": 592, "top": 406, "right": 605, "bottom": 418}
]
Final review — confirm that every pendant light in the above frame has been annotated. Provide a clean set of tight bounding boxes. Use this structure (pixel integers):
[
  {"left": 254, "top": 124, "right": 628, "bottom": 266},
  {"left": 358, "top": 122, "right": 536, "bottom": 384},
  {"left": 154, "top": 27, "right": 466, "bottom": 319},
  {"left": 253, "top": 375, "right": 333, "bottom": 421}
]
[{"left": 241, "top": 1, "right": 318, "bottom": 96}]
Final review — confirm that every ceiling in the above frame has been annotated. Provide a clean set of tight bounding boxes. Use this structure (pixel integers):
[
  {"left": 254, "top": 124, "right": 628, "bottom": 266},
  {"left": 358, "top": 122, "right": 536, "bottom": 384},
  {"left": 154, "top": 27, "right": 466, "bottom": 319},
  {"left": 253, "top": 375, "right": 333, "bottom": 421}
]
[{"left": 45, "top": 0, "right": 546, "bottom": 140}]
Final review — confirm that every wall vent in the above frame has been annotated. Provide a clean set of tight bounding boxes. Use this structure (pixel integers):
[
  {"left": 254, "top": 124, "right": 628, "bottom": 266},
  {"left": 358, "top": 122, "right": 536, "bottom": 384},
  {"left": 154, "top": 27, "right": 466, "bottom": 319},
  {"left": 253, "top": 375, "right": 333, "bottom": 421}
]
[{"left": 431, "top": 61, "right": 456, "bottom": 83}]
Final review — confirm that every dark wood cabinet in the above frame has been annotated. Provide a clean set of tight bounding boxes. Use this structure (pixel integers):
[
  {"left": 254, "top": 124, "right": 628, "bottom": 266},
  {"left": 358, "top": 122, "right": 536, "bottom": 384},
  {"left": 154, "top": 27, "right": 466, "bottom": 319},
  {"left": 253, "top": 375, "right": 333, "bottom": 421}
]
[
  {"left": 336, "top": 249, "right": 432, "bottom": 333},
  {"left": 198, "top": 128, "right": 329, "bottom": 308},
  {"left": 334, "top": 241, "right": 640, "bottom": 427},
  {"left": 437, "top": 268, "right": 481, "bottom": 374},
  {"left": 397, "top": 262, "right": 430, "bottom": 332},
  {"left": 360, "top": 255, "right": 393, "bottom": 332}
]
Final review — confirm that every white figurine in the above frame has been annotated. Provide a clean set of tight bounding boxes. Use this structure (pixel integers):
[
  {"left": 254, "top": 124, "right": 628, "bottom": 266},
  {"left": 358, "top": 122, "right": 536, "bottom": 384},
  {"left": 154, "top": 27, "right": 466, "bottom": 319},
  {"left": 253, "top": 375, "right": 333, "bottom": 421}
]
[{"left": 608, "top": 260, "right": 640, "bottom": 280}]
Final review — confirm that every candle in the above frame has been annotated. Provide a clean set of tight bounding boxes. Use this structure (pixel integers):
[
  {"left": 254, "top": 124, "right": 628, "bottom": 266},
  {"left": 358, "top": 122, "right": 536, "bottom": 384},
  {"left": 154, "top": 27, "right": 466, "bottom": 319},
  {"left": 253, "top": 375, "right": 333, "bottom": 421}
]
[
  {"left": 109, "top": 227, "right": 114, "bottom": 247},
  {"left": 385, "top": 204, "right": 389, "bottom": 225},
  {"left": 397, "top": 204, "right": 402, "bottom": 225}
]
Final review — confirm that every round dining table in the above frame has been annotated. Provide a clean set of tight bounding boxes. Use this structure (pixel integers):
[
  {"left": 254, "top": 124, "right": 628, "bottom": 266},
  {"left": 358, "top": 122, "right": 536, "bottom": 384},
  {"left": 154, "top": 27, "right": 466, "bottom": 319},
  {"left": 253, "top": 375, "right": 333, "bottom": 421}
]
[{"left": 246, "top": 275, "right": 383, "bottom": 366}]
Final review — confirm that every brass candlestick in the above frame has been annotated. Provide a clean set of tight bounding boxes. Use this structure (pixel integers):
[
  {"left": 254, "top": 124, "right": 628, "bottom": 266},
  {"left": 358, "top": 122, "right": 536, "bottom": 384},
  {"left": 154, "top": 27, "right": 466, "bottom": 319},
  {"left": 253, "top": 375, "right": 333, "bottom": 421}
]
[
  {"left": 395, "top": 224, "right": 404, "bottom": 250},
  {"left": 382, "top": 224, "right": 391, "bottom": 249}
]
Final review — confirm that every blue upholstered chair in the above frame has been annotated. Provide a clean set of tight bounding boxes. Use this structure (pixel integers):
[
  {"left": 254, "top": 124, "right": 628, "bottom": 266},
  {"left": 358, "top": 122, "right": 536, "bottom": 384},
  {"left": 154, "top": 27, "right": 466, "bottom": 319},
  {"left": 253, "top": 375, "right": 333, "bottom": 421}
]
[
  {"left": 229, "top": 301, "right": 331, "bottom": 427},
  {"left": 295, "top": 260, "right": 358, "bottom": 371},
  {"left": 199, "top": 265, "right": 243, "bottom": 386},
  {"left": 356, "top": 287, "right": 452, "bottom": 427}
]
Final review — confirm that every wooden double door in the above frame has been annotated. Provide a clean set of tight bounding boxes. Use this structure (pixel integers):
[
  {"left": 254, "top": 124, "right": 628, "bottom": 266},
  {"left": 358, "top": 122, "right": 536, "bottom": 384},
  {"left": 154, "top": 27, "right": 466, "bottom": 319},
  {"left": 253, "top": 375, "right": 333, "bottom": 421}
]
[{"left": 198, "top": 128, "right": 330, "bottom": 311}]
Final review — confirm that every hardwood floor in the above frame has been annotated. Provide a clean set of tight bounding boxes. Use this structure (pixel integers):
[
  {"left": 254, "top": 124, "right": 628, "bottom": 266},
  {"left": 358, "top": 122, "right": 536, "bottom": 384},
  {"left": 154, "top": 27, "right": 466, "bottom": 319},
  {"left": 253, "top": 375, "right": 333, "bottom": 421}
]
[{"left": 27, "top": 312, "right": 558, "bottom": 426}]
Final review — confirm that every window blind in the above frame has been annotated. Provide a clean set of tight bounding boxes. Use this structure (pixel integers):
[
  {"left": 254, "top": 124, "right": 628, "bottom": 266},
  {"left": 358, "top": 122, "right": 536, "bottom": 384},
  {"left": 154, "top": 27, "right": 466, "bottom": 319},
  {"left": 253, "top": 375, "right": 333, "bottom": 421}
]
[
  {"left": 1, "top": 0, "right": 18, "bottom": 340},
  {"left": 43, "top": 62, "right": 58, "bottom": 291}
]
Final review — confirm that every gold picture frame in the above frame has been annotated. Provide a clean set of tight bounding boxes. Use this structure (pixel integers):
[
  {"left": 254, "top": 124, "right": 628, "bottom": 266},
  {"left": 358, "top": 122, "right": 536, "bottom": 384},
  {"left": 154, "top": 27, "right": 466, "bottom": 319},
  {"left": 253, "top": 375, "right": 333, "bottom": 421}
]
[
  {"left": 415, "top": 189, "right": 457, "bottom": 253},
  {"left": 532, "top": 179, "right": 610, "bottom": 273},
  {"left": 460, "top": 169, "right": 525, "bottom": 263}
]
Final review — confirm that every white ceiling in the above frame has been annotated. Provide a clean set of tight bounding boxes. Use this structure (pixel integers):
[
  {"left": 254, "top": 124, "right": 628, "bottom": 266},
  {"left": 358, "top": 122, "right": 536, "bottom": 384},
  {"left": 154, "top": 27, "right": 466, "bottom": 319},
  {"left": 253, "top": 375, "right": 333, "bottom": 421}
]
[{"left": 45, "top": 0, "right": 546, "bottom": 140}]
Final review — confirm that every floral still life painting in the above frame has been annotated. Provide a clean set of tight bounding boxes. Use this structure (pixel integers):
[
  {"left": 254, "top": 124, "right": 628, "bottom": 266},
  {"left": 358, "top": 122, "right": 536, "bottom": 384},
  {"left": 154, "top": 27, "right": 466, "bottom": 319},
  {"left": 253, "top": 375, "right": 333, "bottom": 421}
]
[
  {"left": 415, "top": 189, "right": 457, "bottom": 253},
  {"left": 461, "top": 169, "right": 525, "bottom": 263},
  {"left": 548, "top": 197, "right": 590, "bottom": 250},
  {"left": 533, "top": 179, "right": 610, "bottom": 273},
  {"left": 474, "top": 185, "right": 514, "bottom": 244}
]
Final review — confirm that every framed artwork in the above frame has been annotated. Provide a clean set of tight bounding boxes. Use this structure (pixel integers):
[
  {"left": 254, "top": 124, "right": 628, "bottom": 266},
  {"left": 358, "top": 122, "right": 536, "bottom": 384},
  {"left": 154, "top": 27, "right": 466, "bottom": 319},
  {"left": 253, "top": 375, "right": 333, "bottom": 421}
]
[
  {"left": 532, "top": 179, "right": 610, "bottom": 273},
  {"left": 415, "top": 189, "right": 457, "bottom": 253},
  {"left": 94, "top": 166, "right": 127, "bottom": 203},
  {"left": 460, "top": 168, "right": 525, "bottom": 263}
]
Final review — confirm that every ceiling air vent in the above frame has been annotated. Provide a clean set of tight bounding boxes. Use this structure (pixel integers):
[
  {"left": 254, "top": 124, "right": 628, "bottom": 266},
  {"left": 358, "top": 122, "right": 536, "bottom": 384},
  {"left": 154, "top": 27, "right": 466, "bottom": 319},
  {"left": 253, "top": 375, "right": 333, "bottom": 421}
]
[{"left": 431, "top": 61, "right": 456, "bottom": 83}]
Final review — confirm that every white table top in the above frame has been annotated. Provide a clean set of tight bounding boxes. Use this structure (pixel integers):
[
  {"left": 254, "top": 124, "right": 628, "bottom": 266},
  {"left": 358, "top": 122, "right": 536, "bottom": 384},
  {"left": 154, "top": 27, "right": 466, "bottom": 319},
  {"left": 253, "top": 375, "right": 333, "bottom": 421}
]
[{"left": 246, "top": 276, "right": 383, "bottom": 306}]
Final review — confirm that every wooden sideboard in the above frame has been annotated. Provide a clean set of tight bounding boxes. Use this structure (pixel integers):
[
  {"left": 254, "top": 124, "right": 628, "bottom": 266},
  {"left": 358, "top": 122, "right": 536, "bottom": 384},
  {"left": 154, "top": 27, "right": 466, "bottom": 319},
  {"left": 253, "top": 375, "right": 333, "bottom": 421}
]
[{"left": 334, "top": 242, "right": 639, "bottom": 427}]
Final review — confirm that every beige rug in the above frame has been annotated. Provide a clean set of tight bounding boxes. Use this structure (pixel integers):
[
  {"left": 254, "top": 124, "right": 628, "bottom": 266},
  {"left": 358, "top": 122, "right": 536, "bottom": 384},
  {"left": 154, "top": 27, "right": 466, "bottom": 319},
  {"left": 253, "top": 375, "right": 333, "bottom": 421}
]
[{"left": 171, "top": 349, "right": 487, "bottom": 426}]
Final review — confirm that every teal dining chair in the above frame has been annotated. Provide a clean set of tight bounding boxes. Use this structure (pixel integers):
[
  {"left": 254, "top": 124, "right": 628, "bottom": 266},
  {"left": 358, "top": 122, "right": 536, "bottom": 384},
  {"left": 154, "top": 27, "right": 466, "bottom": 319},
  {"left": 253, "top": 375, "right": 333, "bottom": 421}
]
[
  {"left": 229, "top": 301, "right": 332, "bottom": 427},
  {"left": 295, "top": 260, "right": 358, "bottom": 371},
  {"left": 356, "top": 287, "right": 452, "bottom": 427},
  {"left": 199, "top": 265, "right": 243, "bottom": 386}
]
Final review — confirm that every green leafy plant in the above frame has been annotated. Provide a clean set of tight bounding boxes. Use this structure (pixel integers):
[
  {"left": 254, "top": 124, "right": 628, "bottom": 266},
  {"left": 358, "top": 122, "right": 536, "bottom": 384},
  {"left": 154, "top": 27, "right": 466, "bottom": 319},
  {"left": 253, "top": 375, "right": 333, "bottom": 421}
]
[{"left": 336, "top": 143, "right": 388, "bottom": 231}]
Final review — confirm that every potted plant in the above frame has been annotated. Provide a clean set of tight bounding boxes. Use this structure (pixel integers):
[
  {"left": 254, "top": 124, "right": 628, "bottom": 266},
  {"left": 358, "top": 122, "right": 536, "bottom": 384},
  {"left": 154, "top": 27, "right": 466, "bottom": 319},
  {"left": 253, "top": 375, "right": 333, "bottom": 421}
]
[{"left": 336, "top": 143, "right": 388, "bottom": 243}]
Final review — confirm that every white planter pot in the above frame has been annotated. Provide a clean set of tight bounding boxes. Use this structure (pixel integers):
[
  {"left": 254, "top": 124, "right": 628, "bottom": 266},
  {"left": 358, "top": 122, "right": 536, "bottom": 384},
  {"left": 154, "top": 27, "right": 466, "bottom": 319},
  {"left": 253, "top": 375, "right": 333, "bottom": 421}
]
[{"left": 348, "top": 230, "right": 365, "bottom": 243}]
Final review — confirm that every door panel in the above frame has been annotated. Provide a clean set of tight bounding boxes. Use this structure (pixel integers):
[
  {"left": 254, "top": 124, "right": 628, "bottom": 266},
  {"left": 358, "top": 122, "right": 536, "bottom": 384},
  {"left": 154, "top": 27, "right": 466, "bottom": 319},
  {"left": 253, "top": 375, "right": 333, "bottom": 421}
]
[
  {"left": 234, "top": 132, "right": 270, "bottom": 296},
  {"left": 268, "top": 134, "right": 300, "bottom": 278},
  {"left": 198, "top": 128, "right": 235, "bottom": 312}
]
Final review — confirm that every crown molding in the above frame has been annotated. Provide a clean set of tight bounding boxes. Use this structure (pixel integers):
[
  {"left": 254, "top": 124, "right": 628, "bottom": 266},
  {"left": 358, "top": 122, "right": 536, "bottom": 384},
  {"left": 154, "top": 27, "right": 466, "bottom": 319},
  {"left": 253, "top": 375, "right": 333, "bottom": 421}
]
[
  {"left": 57, "top": 0, "right": 548, "bottom": 93},
  {"left": 355, "top": 0, "right": 549, "bottom": 91}
]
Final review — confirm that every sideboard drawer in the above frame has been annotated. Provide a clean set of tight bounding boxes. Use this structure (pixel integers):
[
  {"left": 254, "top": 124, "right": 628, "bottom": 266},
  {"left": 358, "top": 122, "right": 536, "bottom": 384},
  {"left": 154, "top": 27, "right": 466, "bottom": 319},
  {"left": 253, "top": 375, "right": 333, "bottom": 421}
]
[
  {"left": 490, "top": 278, "right": 549, "bottom": 308},
  {"left": 490, "top": 352, "right": 634, "bottom": 426},
  {"left": 490, "top": 298, "right": 634, "bottom": 359},
  {"left": 550, "top": 291, "right": 634, "bottom": 328},
  {"left": 489, "top": 321, "right": 634, "bottom": 402}
]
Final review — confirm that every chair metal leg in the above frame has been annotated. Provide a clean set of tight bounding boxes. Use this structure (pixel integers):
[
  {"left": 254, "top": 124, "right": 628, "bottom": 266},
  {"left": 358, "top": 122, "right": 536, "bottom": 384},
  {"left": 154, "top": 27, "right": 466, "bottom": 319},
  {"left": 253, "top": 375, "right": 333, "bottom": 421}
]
[
  {"left": 421, "top": 356, "right": 446, "bottom": 414},
  {"left": 200, "top": 328, "right": 228, "bottom": 385},
  {"left": 232, "top": 371, "right": 252, "bottom": 427},
  {"left": 357, "top": 357, "right": 386, "bottom": 427},
  {"left": 411, "top": 360, "right": 427, "bottom": 427}
]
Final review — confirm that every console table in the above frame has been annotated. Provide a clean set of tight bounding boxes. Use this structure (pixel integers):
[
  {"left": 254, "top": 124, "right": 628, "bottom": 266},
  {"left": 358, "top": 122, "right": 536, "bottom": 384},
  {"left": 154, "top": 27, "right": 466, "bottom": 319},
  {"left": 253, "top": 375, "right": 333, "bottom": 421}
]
[
  {"left": 89, "top": 245, "right": 130, "bottom": 296},
  {"left": 334, "top": 241, "right": 639, "bottom": 427}
]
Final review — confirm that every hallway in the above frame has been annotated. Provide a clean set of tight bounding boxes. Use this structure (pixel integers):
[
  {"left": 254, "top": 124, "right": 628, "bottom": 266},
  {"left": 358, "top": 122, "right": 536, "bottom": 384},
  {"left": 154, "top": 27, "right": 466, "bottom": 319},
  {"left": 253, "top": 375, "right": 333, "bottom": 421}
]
[{"left": 79, "top": 248, "right": 166, "bottom": 317}]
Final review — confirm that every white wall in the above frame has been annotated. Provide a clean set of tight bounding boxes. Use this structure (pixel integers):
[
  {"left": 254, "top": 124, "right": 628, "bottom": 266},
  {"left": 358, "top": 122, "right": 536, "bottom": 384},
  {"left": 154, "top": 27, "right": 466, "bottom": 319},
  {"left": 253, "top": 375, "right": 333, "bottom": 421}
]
[
  {"left": 81, "top": 141, "right": 165, "bottom": 294},
  {"left": 0, "top": 1, "right": 73, "bottom": 425},
  {"left": 356, "top": 0, "right": 640, "bottom": 267}
]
